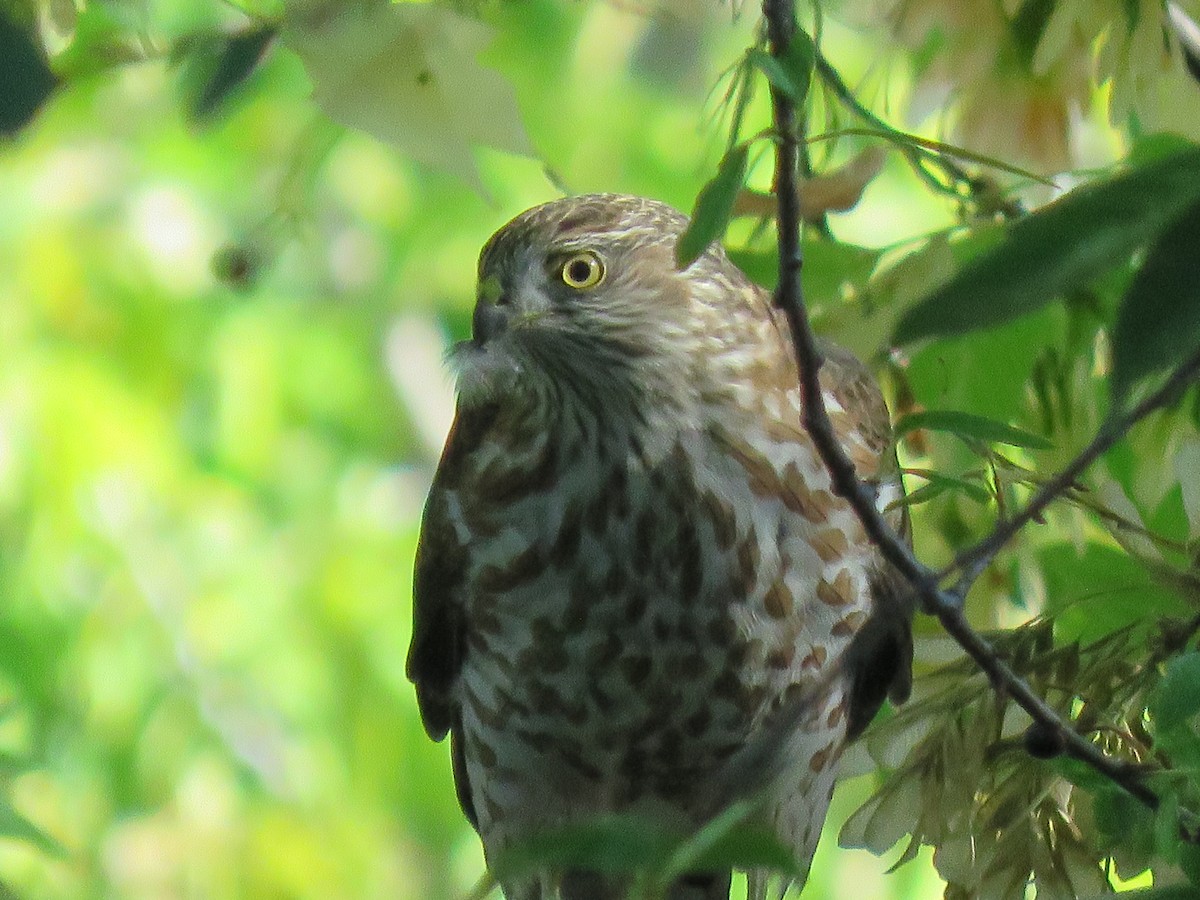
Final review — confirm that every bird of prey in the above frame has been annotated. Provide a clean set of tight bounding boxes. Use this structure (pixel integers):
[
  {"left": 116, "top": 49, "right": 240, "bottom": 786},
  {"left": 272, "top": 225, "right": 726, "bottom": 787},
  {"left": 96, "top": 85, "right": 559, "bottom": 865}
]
[{"left": 407, "top": 193, "right": 912, "bottom": 900}]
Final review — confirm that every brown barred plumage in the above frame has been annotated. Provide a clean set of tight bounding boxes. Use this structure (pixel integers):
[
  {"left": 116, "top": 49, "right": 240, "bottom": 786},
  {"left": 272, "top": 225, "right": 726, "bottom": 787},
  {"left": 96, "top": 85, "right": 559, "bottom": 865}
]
[{"left": 407, "top": 194, "right": 912, "bottom": 900}]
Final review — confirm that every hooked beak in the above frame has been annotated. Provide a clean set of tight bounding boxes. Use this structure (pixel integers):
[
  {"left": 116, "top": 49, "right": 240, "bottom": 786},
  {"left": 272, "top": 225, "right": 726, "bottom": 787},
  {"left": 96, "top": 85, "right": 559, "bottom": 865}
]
[
  {"left": 472, "top": 275, "right": 509, "bottom": 345},
  {"left": 472, "top": 297, "right": 509, "bottom": 345}
]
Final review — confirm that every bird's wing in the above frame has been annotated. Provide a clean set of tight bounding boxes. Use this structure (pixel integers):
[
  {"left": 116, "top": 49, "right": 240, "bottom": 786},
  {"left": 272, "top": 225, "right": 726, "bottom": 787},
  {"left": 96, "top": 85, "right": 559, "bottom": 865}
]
[
  {"left": 407, "top": 402, "right": 499, "bottom": 828},
  {"left": 815, "top": 339, "right": 914, "bottom": 740}
]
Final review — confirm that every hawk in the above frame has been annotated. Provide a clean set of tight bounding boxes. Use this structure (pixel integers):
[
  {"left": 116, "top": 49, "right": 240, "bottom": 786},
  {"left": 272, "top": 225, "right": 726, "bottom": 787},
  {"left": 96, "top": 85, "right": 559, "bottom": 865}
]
[{"left": 407, "top": 194, "right": 912, "bottom": 900}]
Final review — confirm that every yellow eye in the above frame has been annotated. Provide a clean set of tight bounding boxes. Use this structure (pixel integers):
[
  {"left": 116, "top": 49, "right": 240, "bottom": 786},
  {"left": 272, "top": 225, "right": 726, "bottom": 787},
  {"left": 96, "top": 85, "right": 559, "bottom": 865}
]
[{"left": 560, "top": 252, "right": 605, "bottom": 290}]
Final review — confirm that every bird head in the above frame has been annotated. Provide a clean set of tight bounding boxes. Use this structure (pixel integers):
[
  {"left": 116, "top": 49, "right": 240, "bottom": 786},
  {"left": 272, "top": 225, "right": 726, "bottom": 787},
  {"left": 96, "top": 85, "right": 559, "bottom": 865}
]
[{"left": 450, "top": 193, "right": 764, "bottom": 426}]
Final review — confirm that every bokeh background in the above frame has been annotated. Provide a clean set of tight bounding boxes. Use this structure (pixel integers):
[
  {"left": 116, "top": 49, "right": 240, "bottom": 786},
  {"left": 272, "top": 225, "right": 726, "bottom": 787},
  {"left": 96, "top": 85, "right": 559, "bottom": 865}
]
[{"left": 3, "top": 0, "right": 1199, "bottom": 896}]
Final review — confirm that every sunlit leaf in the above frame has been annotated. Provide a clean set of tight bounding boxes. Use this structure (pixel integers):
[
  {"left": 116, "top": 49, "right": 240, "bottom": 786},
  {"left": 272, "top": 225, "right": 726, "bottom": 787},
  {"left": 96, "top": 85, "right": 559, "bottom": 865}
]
[
  {"left": 283, "top": 1, "right": 533, "bottom": 190},
  {"left": 895, "top": 409, "right": 1052, "bottom": 449},
  {"left": 1109, "top": 198, "right": 1200, "bottom": 405},
  {"left": 0, "top": 9, "right": 58, "bottom": 136},
  {"left": 894, "top": 145, "right": 1200, "bottom": 345},
  {"left": 675, "top": 142, "right": 749, "bottom": 268}
]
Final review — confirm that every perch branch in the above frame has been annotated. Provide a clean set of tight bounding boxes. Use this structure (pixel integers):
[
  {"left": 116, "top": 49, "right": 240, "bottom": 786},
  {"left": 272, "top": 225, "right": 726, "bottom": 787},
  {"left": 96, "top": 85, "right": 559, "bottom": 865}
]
[{"left": 760, "top": 0, "right": 1186, "bottom": 815}]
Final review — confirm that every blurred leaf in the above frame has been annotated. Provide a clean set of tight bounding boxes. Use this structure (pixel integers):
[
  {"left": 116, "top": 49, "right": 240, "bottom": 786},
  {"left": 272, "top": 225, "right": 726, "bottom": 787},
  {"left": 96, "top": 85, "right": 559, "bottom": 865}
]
[
  {"left": 1126, "top": 132, "right": 1199, "bottom": 165},
  {"left": 1153, "top": 789, "right": 1182, "bottom": 864},
  {"left": 675, "top": 142, "right": 749, "bottom": 268},
  {"left": 1172, "top": 437, "right": 1200, "bottom": 538},
  {"left": 1092, "top": 783, "right": 1156, "bottom": 871},
  {"left": 0, "top": 800, "right": 64, "bottom": 857},
  {"left": 1052, "top": 757, "right": 1117, "bottom": 793},
  {"left": 184, "top": 24, "right": 278, "bottom": 121},
  {"left": 727, "top": 240, "right": 880, "bottom": 306},
  {"left": 894, "top": 145, "right": 1200, "bottom": 345},
  {"left": 0, "top": 9, "right": 57, "bottom": 136},
  {"left": 897, "top": 470, "right": 990, "bottom": 505},
  {"left": 811, "top": 127, "right": 1053, "bottom": 186},
  {"left": 894, "top": 480, "right": 947, "bottom": 508},
  {"left": 283, "top": 1, "right": 532, "bottom": 191},
  {"left": 1109, "top": 198, "right": 1200, "bottom": 405},
  {"left": 658, "top": 800, "right": 796, "bottom": 884},
  {"left": 1183, "top": 840, "right": 1200, "bottom": 885},
  {"left": 1039, "top": 543, "right": 1189, "bottom": 643},
  {"left": 1011, "top": 0, "right": 1055, "bottom": 69},
  {"left": 894, "top": 409, "right": 1052, "bottom": 449},
  {"left": 1087, "top": 889, "right": 1200, "bottom": 900},
  {"left": 51, "top": 2, "right": 143, "bottom": 78},
  {"left": 681, "top": 823, "right": 795, "bottom": 876},
  {"left": 747, "top": 28, "right": 814, "bottom": 104},
  {"left": 1151, "top": 652, "right": 1200, "bottom": 731},
  {"left": 494, "top": 814, "right": 682, "bottom": 878}
]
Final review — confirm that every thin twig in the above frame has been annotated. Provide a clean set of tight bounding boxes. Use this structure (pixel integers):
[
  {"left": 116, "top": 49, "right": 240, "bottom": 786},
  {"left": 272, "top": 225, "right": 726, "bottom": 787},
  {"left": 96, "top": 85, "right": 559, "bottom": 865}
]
[
  {"left": 760, "top": 0, "right": 1185, "bottom": 815},
  {"left": 946, "top": 347, "right": 1200, "bottom": 596}
]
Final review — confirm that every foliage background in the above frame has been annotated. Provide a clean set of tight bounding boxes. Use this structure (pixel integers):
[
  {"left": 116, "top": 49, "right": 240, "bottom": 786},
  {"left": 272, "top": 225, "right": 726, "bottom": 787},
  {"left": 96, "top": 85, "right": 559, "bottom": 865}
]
[{"left": 2, "top": 0, "right": 1200, "bottom": 897}]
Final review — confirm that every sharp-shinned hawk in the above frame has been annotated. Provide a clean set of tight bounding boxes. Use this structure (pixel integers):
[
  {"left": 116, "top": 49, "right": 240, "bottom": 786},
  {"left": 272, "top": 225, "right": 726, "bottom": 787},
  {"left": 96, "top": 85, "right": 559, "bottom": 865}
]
[{"left": 407, "top": 193, "right": 912, "bottom": 900}]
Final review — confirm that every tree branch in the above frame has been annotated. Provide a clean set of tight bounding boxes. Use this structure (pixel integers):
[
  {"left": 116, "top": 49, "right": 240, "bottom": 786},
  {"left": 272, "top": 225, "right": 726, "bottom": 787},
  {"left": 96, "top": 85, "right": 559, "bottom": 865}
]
[
  {"left": 760, "top": 0, "right": 1190, "bottom": 816},
  {"left": 945, "top": 346, "right": 1200, "bottom": 597},
  {"left": 763, "top": 0, "right": 940, "bottom": 604}
]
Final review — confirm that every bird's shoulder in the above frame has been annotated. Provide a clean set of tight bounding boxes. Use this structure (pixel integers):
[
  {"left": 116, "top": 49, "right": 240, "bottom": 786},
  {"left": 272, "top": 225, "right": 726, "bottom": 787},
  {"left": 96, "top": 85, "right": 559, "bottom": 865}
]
[{"left": 407, "top": 401, "right": 500, "bottom": 742}]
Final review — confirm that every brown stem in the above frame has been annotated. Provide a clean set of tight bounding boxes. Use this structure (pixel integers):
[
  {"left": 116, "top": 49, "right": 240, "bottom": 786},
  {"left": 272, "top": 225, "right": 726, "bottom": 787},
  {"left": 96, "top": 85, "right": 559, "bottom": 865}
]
[{"left": 760, "top": 0, "right": 1176, "bottom": 815}]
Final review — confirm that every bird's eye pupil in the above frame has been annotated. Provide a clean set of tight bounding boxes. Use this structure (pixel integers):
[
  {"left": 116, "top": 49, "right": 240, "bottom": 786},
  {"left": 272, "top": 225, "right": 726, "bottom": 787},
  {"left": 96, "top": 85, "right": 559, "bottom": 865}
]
[
  {"left": 568, "top": 260, "right": 591, "bottom": 283},
  {"left": 560, "top": 252, "right": 604, "bottom": 289}
]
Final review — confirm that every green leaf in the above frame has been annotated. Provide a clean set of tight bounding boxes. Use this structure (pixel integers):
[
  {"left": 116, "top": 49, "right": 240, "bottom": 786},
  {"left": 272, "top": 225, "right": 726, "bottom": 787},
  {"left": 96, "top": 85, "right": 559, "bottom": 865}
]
[
  {"left": 1053, "top": 757, "right": 1117, "bottom": 793},
  {"left": 51, "top": 2, "right": 144, "bottom": 79},
  {"left": 1151, "top": 651, "right": 1200, "bottom": 731},
  {"left": 0, "top": 799, "right": 64, "bottom": 857},
  {"left": 1039, "top": 543, "right": 1189, "bottom": 643},
  {"left": 746, "top": 29, "right": 814, "bottom": 105},
  {"left": 1182, "top": 840, "right": 1200, "bottom": 885},
  {"left": 185, "top": 24, "right": 278, "bottom": 121},
  {"left": 1154, "top": 788, "right": 1182, "bottom": 864},
  {"left": 893, "top": 145, "right": 1200, "bottom": 345},
  {"left": 1011, "top": 0, "right": 1056, "bottom": 70},
  {"left": 0, "top": 9, "right": 58, "bottom": 136},
  {"left": 893, "top": 480, "right": 948, "bottom": 508},
  {"left": 808, "top": 127, "right": 1054, "bottom": 186},
  {"left": 1092, "top": 782, "right": 1155, "bottom": 860},
  {"left": 894, "top": 409, "right": 1053, "bottom": 449},
  {"left": 899, "top": 470, "right": 991, "bottom": 505},
  {"left": 494, "top": 813, "right": 683, "bottom": 878},
  {"left": 727, "top": 240, "right": 880, "bottom": 305},
  {"left": 675, "top": 142, "right": 749, "bottom": 268},
  {"left": 1109, "top": 198, "right": 1200, "bottom": 405},
  {"left": 657, "top": 800, "right": 796, "bottom": 885}
]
